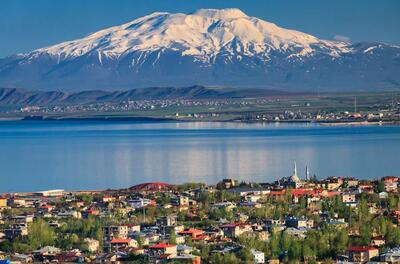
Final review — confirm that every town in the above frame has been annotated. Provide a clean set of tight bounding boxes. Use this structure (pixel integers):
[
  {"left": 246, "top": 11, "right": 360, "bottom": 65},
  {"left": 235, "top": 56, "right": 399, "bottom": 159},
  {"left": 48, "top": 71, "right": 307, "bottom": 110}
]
[
  {"left": 1, "top": 166, "right": 400, "bottom": 263},
  {"left": 4, "top": 94, "right": 400, "bottom": 124}
]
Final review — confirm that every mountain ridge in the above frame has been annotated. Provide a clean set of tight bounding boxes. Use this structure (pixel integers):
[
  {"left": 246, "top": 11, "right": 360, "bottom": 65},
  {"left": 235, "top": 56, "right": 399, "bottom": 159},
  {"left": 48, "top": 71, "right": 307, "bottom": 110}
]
[
  {"left": 0, "top": 8, "right": 399, "bottom": 91},
  {"left": 0, "top": 86, "right": 293, "bottom": 106}
]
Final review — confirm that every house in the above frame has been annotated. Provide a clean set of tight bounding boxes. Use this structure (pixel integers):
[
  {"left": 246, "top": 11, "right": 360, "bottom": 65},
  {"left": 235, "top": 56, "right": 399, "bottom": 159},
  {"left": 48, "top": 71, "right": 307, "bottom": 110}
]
[
  {"left": 284, "top": 227, "right": 307, "bottom": 239},
  {"left": 5, "top": 225, "right": 28, "bottom": 240},
  {"left": 245, "top": 195, "right": 262, "bottom": 202},
  {"left": 323, "top": 177, "right": 343, "bottom": 190},
  {"left": 219, "top": 179, "right": 237, "bottom": 189},
  {"left": 171, "top": 196, "right": 190, "bottom": 207},
  {"left": 285, "top": 216, "right": 314, "bottom": 229},
  {"left": 110, "top": 238, "right": 138, "bottom": 250},
  {"left": 220, "top": 223, "right": 253, "bottom": 238},
  {"left": 11, "top": 215, "right": 33, "bottom": 225},
  {"left": 102, "top": 196, "right": 115, "bottom": 203},
  {"left": 251, "top": 249, "right": 265, "bottom": 264},
  {"left": 379, "top": 192, "right": 389, "bottom": 199},
  {"left": 326, "top": 219, "right": 348, "bottom": 229},
  {"left": 129, "top": 232, "right": 150, "bottom": 245},
  {"left": 213, "top": 202, "right": 236, "bottom": 211},
  {"left": 347, "top": 246, "right": 379, "bottom": 262},
  {"left": 127, "top": 198, "right": 155, "bottom": 208},
  {"left": 148, "top": 243, "right": 177, "bottom": 258},
  {"left": 157, "top": 214, "right": 177, "bottom": 226},
  {"left": 57, "top": 210, "right": 81, "bottom": 219},
  {"left": 84, "top": 238, "right": 100, "bottom": 252},
  {"left": 124, "top": 224, "right": 141, "bottom": 233},
  {"left": 342, "top": 192, "right": 356, "bottom": 203},
  {"left": 11, "top": 253, "right": 33, "bottom": 263},
  {"left": 175, "top": 235, "right": 186, "bottom": 244},
  {"left": 380, "top": 247, "right": 400, "bottom": 262},
  {"left": 345, "top": 178, "right": 359, "bottom": 187},
  {"left": 239, "top": 201, "right": 262, "bottom": 208},
  {"left": 383, "top": 176, "right": 398, "bottom": 192},
  {"left": 0, "top": 197, "right": 8, "bottom": 208},
  {"left": 103, "top": 225, "right": 129, "bottom": 242},
  {"left": 371, "top": 236, "right": 385, "bottom": 247},
  {"left": 177, "top": 245, "right": 193, "bottom": 254},
  {"left": 11, "top": 198, "right": 26, "bottom": 207},
  {"left": 37, "top": 204, "right": 55, "bottom": 214},
  {"left": 226, "top": 187, "right": 269, "bottom": 197},
  {"left": 178, "top": 228, "right": 204, "bottom": 239},
  {"left": 171, "top": 254, "right": 201, "bottom": 264}
]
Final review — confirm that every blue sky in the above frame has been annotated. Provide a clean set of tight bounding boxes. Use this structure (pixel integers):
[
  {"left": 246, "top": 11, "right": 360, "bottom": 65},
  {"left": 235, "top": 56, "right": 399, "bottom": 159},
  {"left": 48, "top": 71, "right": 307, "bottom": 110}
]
[{"left": 0, "top": 0, "right": 399, "bottom": 57}]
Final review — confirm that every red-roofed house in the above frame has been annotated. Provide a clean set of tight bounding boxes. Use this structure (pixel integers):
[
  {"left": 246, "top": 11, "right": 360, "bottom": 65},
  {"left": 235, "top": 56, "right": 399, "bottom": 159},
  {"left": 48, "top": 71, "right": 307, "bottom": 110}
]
[
  {"left": 148, "top": 243, "right": 177, "bottom": 258},
  {"left": 37, "top": 204, "right": 55, "bottom": 214},
  {"left": 383, "top": 176, "right": 399, "bottom": 193},
  {"left": 348, "top": 246, "right": 379, "bottom": 262},
  {"left": 371, "top": 236, "right": 385, "bottom": 247}
]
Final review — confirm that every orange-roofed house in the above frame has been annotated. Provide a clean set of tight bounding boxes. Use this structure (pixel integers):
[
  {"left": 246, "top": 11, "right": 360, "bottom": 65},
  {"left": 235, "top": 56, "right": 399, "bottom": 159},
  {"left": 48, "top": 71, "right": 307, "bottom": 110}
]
[
  {"left": 178, "top": 228, "right": 204, "bottom": 239},
  {"left": 348, "top": 246, "right": 379, "bottom": 262},
  {"left": 110, "top": 238, "right": 138, "bottom": 250}
]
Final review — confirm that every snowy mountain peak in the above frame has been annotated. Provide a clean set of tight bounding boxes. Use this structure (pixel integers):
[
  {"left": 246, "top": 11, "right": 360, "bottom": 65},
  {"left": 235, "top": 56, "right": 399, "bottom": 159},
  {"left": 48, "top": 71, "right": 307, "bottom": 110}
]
[
  {"left": 32, "top": 8, "right": 349, "bottom": 62},
  {"left": 1, "top": 9, "right": 399, "bottom": 92},
  {"left": 191, "top": 8, "right": 248, "bottom": 19}
]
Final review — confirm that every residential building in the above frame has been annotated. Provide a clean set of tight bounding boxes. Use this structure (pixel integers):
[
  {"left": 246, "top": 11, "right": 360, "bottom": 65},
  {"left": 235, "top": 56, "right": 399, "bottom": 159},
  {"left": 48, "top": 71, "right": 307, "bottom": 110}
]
[{"left": 348, "top": 246, "right": 379, "bottom": 262}]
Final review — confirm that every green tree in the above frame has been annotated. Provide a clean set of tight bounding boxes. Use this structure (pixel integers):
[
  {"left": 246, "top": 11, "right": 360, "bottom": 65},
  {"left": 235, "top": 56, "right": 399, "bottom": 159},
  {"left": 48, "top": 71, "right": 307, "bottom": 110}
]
[
  {"left": 28, "top": 219, "right": 56, "bottom": 249},
  {"left": 238, "top": 248, "right": 253, "bottom": 262},
  {"left": 169, "top": 229, "right": 177, "bottom": 244}
]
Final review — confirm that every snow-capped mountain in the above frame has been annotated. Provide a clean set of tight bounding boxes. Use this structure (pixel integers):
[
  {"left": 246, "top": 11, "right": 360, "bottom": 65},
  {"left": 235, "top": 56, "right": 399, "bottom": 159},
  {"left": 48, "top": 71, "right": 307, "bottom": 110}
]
[{"left": 0, "top": 8, "right": 399, "bottom": 91}]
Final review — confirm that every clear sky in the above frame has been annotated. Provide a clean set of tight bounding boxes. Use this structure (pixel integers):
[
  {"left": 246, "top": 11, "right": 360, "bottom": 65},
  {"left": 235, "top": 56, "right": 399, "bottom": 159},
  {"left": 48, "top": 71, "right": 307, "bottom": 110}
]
[{"left": 1, "top": 0, "right": 399, "bottom": 57}]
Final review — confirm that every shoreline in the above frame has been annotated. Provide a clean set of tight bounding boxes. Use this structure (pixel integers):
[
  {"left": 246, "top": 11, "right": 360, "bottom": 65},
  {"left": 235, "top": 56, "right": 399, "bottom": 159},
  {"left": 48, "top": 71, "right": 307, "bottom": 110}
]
[{"left": 0, "top": 116, "right": 399, "bottom": 126}]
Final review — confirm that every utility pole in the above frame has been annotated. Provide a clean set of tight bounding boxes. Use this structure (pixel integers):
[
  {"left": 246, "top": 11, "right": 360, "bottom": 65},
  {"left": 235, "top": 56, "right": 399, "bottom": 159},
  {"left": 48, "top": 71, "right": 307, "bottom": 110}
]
[{"left": 354, "top": 96, "right": 357, "bottom": 113}]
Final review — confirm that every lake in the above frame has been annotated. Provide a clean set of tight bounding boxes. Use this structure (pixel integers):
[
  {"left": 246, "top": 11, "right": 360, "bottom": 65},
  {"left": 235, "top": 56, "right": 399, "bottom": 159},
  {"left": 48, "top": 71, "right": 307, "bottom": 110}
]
[{"left": 1, "top": 120, "right": 399, "bottom": 193}]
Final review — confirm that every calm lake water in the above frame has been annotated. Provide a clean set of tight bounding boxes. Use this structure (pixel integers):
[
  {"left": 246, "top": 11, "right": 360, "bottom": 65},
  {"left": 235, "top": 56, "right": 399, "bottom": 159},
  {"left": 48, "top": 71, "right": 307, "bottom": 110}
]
[{"left": 1, "top": 121, "right": 399, "bottom": 193}]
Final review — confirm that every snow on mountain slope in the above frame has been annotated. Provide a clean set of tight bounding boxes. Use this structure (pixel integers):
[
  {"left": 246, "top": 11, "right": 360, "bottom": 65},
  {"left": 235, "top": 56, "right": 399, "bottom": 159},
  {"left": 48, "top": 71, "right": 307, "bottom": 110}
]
[
  {"left": 0, "top": 8, "right": 399, "bottom": 91},
  {"left": 33, "top": 8, "right": 349, "bottom": 62}
]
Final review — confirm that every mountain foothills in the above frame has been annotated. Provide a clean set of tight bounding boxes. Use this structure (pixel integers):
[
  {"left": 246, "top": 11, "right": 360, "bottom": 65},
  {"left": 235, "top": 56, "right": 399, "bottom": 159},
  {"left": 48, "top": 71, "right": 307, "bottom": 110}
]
[
  {"left": 0, "top": 8, "right": 399, "bottom": 92},
  {"left": 0, "top": 86, "right": 291, "bottom": 106}
]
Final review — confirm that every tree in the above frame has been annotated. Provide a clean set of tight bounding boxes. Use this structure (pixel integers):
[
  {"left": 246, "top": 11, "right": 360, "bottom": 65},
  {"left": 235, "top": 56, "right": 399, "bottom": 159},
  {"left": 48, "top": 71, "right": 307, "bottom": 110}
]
[
  {"left": 169, "top": 229, "right": 177, "bottom": 244},
  {"left": 28, "top": 219, "right": 56, "bottom": 249},
  {"left": 332, "top": 229, "right": 348, "bottom": 256},
  {"left": 238, "top": 248, "right": 252, "bottom": 262},
  {"left": 302, "top": 243, "right": 315, "bottom": 262},
  {"left": 377, "top": 181, "right": 385, "bottom": 193},
  {"left": 0, "top": 240, "right": 11, "bottom": 253},
  {"left": 386, "top": 225, "right": 400, "bottom": 247}
]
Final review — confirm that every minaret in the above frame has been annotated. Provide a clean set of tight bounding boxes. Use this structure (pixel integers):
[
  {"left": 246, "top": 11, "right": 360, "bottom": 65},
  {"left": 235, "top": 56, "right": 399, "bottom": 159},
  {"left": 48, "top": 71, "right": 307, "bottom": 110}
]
[
  {"left": 293, "top": 161, "right": 297, "bottom": 178},
  {"left": 305, "top": 166, "right": 310, "bottom": 181}
]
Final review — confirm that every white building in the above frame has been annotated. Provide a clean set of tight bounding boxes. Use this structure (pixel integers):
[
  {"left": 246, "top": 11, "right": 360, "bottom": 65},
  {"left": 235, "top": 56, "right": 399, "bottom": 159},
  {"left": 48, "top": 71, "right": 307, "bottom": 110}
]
[
  {"left": 34, "top": 189, "right": 65, "bottom": 197},
  {"left": 251, "top": 249, "right": 265, "bottom": 263}
]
